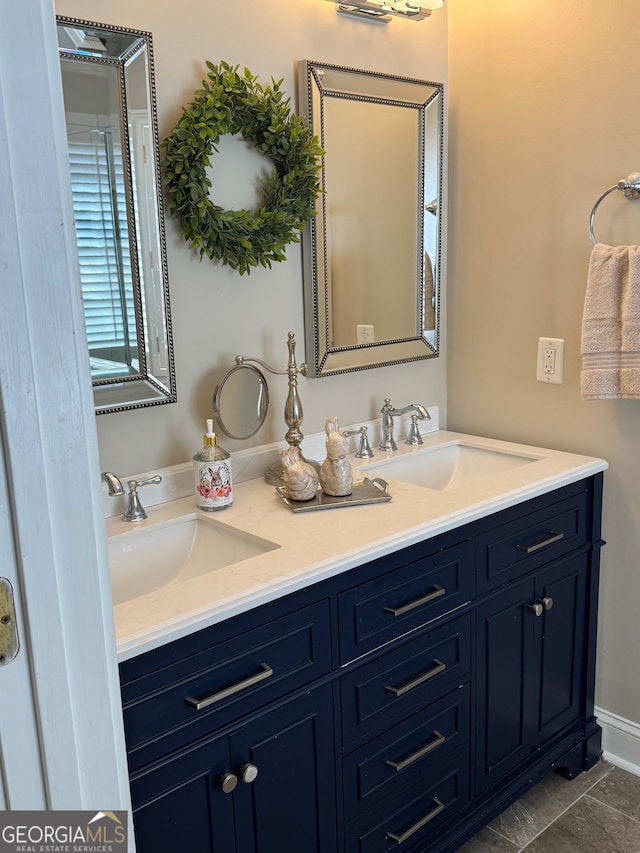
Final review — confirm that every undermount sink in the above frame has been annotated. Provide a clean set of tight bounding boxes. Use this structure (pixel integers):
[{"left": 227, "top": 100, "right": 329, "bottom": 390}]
[
  {"left": 108, "top": 514, "right": 280, "bottom": 605},
  {"left": 361, "top": 441, "right": 541, "bottom": 492}
]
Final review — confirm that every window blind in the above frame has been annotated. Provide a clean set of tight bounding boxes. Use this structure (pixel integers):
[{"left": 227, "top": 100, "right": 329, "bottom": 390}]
[{"left": 67, "top": 129, "right": 137, "bottom": 357}]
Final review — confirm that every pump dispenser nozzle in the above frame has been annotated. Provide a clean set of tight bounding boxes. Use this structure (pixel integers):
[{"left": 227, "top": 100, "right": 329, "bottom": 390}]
[{"left": 203, "top": 418, "right": 218, "bottom": 447}]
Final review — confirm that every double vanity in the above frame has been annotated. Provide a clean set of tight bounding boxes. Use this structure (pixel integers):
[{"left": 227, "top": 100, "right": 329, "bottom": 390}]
[{"left": 110, "top": 429, "right": 606, "bottom": 853}]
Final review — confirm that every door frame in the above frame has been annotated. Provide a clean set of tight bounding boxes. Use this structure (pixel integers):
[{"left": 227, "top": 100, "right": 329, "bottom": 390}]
[{"left": 0, "top": 0, "right": 131, "bottom": 827}]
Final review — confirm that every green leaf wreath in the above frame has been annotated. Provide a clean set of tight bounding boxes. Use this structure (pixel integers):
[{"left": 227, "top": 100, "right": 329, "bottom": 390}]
[{"left": 161, "top": 61, "right": 323, "bottom": 275}]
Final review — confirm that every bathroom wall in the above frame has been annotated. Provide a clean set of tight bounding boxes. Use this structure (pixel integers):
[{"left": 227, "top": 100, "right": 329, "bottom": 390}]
[
  {"left": 448, "top": 0, "right": 640, "bottom": 733},
  {"left": 54, "top": 0, "right": 448, "bottom": 476}
]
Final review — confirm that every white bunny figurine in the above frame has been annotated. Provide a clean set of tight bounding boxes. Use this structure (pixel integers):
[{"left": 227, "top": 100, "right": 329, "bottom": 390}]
[
  {"left": 319, "top": 417, "right": 353, "bottom": 497},
  {"left": 280, "top": 445, "right": 319, "bottom": 501}
]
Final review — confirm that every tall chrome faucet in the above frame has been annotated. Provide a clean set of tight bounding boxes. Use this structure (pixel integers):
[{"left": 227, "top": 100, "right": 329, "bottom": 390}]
[{"left": 379, "top": 399, "right": 431, "bottom": 451}]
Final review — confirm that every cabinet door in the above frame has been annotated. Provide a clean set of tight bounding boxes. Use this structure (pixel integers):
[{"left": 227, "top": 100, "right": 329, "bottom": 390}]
[
  {"left": 475, "top": 576, "right": 538, "bottom": 791},
  {"left": 475, "top": 556, "right": 589, "bottom": 794},
  {"left": 533, "top": 555, "right": 587, "bottom": 743},
  {"left": 130, "top": 736, "right": 236, "bottom": 853},
  {"left": 231, "top": 684, "right": 337, "bottom": 853}
]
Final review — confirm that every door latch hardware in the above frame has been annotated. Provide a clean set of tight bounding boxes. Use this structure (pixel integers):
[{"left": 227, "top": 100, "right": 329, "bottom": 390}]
[{"left": 0, "top": 578, "right": 19, "bottom": 666}]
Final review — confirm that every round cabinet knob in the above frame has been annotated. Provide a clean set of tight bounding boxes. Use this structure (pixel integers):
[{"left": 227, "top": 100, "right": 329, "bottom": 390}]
[
  {"left": 219, "top": 772, "right": 238, "bottom": 794},
  {"left": 240, "top": 763, "right": 259, "bottom": 784},
  {"left": 528, "top": 602, "right": 544, "bottom": 617},
  {"left": 541, "top": 596, "right": 554, "bottom": 611}
]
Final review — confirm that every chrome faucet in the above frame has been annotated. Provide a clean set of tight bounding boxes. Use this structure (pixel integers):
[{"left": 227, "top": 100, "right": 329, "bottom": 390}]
[
  {"left": 102, "top": 472, "right": 162, "bottom": 522},
  {"left": 379, "top": 399, "right": 431, "bottom": 451}
]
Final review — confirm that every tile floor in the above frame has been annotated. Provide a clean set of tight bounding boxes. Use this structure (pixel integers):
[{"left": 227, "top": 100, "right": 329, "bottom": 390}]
[{"left": 457, "top": 761, "right": 640, "bottom": 852}]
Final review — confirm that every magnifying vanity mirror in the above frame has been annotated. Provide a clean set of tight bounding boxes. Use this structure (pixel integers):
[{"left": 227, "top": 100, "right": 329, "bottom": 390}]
[
  {"left": 213, "top": 364, "right": 270, "bottom": 440},
  {"left": 298, "top": 61, "right": 443, "bottom": 377},
  {"left": 56, "top": 17, "right": 176, "bottom": 414}
]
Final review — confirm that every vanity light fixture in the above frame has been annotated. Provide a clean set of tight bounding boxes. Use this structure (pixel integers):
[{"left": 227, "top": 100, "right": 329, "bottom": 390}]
[{"left": 327, "top": 0, "right": 443, "bottom": 23}]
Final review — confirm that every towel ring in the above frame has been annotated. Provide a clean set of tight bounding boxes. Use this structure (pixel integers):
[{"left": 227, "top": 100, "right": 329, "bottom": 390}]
[{"left": 589, "top": 172, "right": 640, "bottom": 245}]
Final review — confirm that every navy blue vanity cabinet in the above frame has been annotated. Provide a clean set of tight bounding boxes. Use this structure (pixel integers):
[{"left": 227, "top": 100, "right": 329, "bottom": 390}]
[
  {"left": 129, "top": 685, "right": 337, "bottom": 853},
  {"left": 475, "top": 553, "right": 588, "bottom": 792},
  {"left": 119, "top": 473, "right": 604, "bottom": 853},
  {"left": 338, "top": 542, "right": 474, "bottom": 853},
  {"left": 119, "top": 600, "right": 336, "bottom": 853}
]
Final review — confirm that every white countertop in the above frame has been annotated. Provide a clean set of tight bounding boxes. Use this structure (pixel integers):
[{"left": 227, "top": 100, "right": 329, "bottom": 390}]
[{"left": 109, "top": 431, "right": 607, "bottom": 661}]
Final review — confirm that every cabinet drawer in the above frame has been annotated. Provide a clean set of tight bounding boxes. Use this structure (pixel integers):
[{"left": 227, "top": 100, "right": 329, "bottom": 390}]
[
  {"left": 344, "top": 685, "right": 470, "bottom": 820},
  {"left": 341, "top": 614, "right": 471, "bottom": 750},
  {"left": 476, "top": 490, "right": 590, "bottom": 593},
  {"left": 121, "top": 600, "right": 331, "bottom": 769},
  {"left": 346, "top": 748, "right": 470, "bottom": 853},
  {"left": 338, "top": 540, "right": 472, "bottom": 663}
]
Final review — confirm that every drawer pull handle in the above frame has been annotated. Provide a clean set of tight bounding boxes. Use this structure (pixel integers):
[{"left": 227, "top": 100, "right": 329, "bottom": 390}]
[
  {"left": 384, "top": 585, "right": 446, "bottom": 617},
  {"left": 516, "top": 531, "right": 565, "bottom": 554},
  {"left": 384, "top": 659, "right": 446, "bottom": 697},
  {"left": 385, "top": 730, "right": 446, "bottom": 772},
  {"left": 185, "top": 662, "right": 274, "bottom": 711},
  {"left": 386, "top": 797, "right": 445, "bottom": 844}
]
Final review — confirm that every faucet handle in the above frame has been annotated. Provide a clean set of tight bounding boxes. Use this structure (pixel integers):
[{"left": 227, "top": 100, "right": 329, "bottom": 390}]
[
  {"left": 133, "top": 475, "right": 162, "bottom": 489},
  {"left": 343, "top": 426, "right": 374, "bottom": 459},
  {"left": 405, "top": 414, "right": 424, "bottom": 446},
  {"left": 122, "top": 475, "right": 162, "bottom": 522}
]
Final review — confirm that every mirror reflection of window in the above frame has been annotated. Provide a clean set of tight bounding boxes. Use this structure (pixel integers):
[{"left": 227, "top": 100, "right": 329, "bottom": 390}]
[
  {"left": 61, "top": 56, "right": 141, "bottom": 380},
  {"left": 67, "top": 126, "right": 138, "bottom": 377},
  {"left": 57, "top": 17, "right": 175, "bottom": 414}
]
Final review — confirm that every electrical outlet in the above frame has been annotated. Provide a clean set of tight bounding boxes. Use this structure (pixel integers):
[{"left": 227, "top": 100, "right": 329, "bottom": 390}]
[
  {"left": 357, "top": 324, "right": 374, "bottom": 344},
  {"left": 536, "top": 337, "right": 564, "bottom": 384}
]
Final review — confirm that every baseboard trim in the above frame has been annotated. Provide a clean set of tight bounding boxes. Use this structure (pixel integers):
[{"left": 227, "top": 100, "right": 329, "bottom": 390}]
[{"left": 595, "top": 705, "right": 640, "bottom": 777}]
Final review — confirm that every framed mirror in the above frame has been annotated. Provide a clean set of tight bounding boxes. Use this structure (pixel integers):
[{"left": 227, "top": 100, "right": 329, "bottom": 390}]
[
  {"left": 298, "top": 60, "right": 443, "bottom": 377},
  {"left": 56, "top": 17, "right": 176, "bottom": 414}
]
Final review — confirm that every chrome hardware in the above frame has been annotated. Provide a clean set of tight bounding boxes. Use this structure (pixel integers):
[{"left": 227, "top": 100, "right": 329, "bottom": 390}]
[
  {"left": 342, "top": 426, "right": 374, "bottom": 458},
  {"left": 385, "top": 730, "right": 445, "bottom": 772},
  {"left": 102, "top": 471, "right": 162, "bottom": 522},
  {"left": 237, "top": 332, "right": 319, "bottom": 485},
  {"left": 332, "top": 1, "right": 435, "bottom": 24},
  {"left": 219, "top": 773, "right": 238, "bottom": 794},
  {"left": 386, "top": 797, "right": 445, "bottom": 844},
  {"left": 530, "top": 596, "right": 554, "bottom": 617},
  {"left": 405, "top": 414, "right": 424, "bottom": 446},
  {"left": 186, "top": 663, "right": 274, "bottom": 710},
  {"left": 425, "top": 198, "right": 438, "bottom": 216},
  {"left": 516, "top": 531, "right": 564, "bottom": 554},
  {"left": 589, "top": 173, "right": 640, "bottom": 245},
  {"left": 384, "top": 585, "right": 445, "bottom": 617},
  {"left": 240, "top": 763, "right": 259, "bottom": 784},
  {"left": 0, "top": 578, "right": 19, "bottom": 667},
  {"left": 384, "top": 659, "right": 446, "bottom": 697},
  {"left": 102, "top": 471, "right": 124, "bottom": 496},
  {"left": 379, "top": 399, "right": 430, "bottom": 451}
]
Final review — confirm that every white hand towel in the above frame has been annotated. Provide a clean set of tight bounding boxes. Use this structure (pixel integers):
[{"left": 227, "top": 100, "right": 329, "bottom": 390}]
[{"left": 580, "top": 243, "right": 640, "bottom": 399}]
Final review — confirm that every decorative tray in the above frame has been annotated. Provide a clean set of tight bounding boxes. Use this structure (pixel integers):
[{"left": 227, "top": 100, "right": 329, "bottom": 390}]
[{"left": 275, "top": 476, "right": 391, "bottom": 513}]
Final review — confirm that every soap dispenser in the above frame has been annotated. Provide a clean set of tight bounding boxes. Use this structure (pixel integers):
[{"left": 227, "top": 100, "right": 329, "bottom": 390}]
[{"left": 194, "top": 419, "right": 233, "bottom": 511}]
